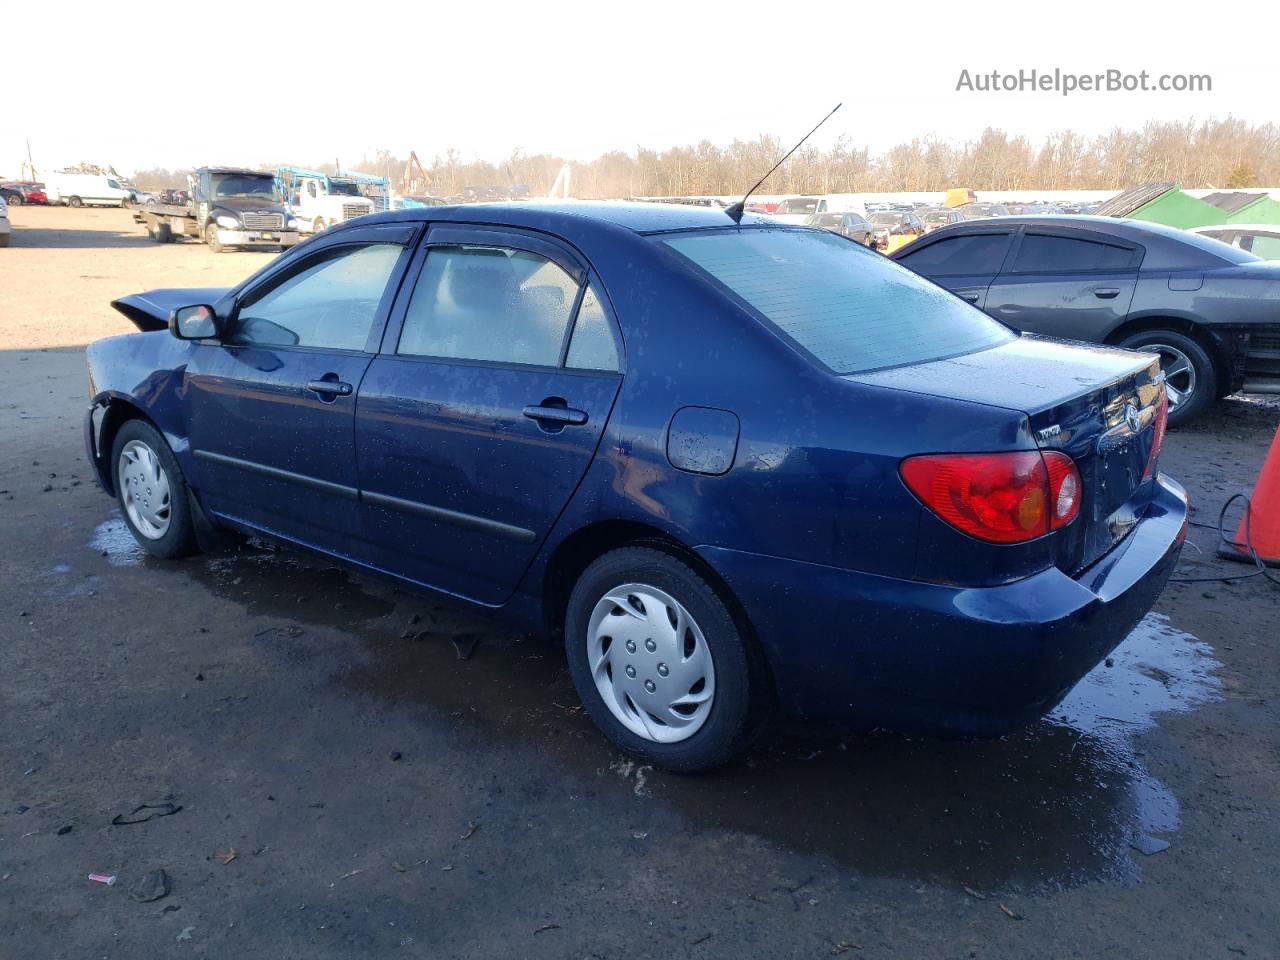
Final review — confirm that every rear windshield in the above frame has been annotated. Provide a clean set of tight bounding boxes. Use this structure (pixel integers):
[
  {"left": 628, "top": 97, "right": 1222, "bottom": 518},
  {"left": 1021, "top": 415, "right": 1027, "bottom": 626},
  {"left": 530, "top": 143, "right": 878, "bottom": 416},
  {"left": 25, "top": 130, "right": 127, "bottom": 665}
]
[{"left": 662, "top": 228, "right": 1014, "bottom": 374}]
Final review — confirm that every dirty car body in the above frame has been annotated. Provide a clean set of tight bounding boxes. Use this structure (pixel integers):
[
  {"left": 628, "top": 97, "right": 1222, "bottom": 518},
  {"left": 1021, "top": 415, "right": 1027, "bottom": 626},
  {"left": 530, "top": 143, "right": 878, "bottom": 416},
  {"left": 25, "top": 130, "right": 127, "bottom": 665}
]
[{"left": 85, "top": 202, "right": 1187, "bottom": 763}]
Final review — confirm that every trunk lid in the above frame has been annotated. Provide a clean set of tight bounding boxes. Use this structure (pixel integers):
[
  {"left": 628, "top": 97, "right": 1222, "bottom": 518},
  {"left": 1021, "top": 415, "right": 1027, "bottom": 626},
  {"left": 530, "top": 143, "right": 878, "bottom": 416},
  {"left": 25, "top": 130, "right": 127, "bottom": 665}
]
[{"left": 851, "top": 334, "right": 1165, "bottom": 573}]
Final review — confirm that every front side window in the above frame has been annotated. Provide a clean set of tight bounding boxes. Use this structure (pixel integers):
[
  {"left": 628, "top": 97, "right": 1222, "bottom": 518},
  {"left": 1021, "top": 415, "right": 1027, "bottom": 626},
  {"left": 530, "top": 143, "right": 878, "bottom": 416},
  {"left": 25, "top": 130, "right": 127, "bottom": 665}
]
[
  {"left": 898, "top": 233, "right": 1012, "bottom": 276},
  {"left": 663, "top": 228, "right": 1013, "bottom": 375},
  {"left": 398, "top": 245, "right": 579, "bottom": 366},
  {"left": 231, "top": 243, "right": 402, "bottom": 350}
]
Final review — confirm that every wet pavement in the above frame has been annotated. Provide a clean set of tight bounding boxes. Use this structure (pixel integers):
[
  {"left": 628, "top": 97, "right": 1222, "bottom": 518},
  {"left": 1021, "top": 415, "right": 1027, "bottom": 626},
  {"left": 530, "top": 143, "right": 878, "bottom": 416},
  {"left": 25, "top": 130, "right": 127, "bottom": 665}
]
[
  {"left": 3, "top": 347, "right": 1279, "bottom": 959},
  {"left": 86, "top": 514, "right": 1226, "bottom": 893}
]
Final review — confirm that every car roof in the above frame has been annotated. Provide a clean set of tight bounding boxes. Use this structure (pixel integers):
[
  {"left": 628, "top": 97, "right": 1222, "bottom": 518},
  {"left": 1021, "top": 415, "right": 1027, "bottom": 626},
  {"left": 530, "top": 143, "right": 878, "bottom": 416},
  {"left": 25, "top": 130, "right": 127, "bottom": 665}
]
[{"left": 340, "top": 200, "right": 777, "bottom": 235}]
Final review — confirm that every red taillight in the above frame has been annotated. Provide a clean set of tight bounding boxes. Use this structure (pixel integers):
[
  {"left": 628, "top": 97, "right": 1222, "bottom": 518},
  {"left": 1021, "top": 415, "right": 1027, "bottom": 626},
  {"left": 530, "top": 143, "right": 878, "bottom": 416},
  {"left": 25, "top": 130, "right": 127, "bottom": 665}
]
[
  {"left": 900, "top": 450, "right": 1081, "bottom": 544},
  {"left": 1143, "top": 387, "right": 1169, "bottom": 480}
]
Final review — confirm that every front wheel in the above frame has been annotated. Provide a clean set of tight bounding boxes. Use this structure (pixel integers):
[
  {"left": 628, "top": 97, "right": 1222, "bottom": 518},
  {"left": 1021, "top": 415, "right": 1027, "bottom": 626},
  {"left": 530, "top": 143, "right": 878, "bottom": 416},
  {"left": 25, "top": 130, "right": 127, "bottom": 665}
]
[
  {"left": 204, "top": 221, "right": 224, "bottom": 253},
  {"left": 313, "top": 217, "right": 326, "bottom": 233},
  {"left": 68, "top": 196, "right": 83, "bottom": 208},
  {"left": 110, "top": 419, "right": 199, "bottom": 558},
  {"left": 565, "top": 547, "right": 756, "bottom": 772},
  {"left": 7, "top": 193, "right": 21, "bottom": 206},
  {"left": 1118, "top": 329, "right": 1217, "bottom": 427}
]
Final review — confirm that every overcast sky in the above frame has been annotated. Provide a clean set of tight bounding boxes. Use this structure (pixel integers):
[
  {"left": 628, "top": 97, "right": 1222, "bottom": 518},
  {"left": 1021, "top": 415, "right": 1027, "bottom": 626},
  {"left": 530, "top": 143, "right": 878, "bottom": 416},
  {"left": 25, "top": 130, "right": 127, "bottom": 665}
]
[{"left": 6, "top": 0, "right": 1275, "bottom": 178}]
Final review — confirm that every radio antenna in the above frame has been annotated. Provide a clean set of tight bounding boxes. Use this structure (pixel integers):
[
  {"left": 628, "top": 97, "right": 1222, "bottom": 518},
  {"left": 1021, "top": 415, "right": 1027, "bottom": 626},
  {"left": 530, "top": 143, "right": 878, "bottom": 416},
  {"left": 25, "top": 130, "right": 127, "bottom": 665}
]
[{"left": 724, "top": 102, "right": 842, "bottom": 224}]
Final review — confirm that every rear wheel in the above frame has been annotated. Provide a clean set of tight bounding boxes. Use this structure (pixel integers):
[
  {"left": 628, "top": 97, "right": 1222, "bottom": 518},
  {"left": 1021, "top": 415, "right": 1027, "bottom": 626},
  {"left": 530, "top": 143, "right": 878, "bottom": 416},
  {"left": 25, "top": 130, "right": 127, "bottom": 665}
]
[
  {"left": 68, "top": 196, "right": 83, "bottom": 208},
  {"left": 154, "top": 222, "right": 173, "bottom": 244},
  {"left": 7, "top": 193, "right": 22, "bottom": 206},
  {"left": 1118, "top": 329, "right": 1216, "bottom": 427},
  {"left": 565, "top": 547, "right": 756, "bottom": 772},
  {"left": 110, "top": 419, "right": 199, "bottom": 559}
]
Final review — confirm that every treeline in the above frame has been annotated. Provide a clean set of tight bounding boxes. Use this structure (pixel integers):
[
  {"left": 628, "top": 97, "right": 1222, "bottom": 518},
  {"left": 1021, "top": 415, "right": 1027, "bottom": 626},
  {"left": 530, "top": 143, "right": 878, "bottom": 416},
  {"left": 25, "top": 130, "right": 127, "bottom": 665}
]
[{"left": 130, "top": 117, "right": 1280, "bottom": 198}]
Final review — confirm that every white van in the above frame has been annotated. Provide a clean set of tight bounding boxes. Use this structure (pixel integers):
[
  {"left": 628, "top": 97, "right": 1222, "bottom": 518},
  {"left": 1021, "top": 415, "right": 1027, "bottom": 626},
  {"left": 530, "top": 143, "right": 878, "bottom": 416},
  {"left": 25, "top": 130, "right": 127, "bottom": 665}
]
[{"left": 44, "top": 172, "right": 132, "bottom": 208}]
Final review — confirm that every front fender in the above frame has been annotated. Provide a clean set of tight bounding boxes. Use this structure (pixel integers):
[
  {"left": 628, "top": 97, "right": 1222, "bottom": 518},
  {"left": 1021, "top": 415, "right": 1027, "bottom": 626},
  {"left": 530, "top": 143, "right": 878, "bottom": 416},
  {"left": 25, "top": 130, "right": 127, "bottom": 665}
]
[{"left": 85, "top": 331, "right": 197, "bottom": 491}]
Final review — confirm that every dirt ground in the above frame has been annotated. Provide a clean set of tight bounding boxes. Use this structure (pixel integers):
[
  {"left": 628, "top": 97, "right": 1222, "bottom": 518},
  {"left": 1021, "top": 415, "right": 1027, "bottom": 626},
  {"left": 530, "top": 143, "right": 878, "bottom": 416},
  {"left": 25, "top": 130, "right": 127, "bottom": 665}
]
[{"left": 2, "top": 205, "right": 1279, "bottom": 959}]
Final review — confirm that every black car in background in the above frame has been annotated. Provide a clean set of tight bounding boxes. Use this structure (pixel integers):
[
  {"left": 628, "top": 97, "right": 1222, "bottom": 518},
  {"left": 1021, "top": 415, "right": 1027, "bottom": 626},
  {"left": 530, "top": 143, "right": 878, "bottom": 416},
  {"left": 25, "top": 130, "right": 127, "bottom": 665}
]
[
  {"left": 892, "top": 215, "right": 1280, "bottom": 424},
  {"left": 804, "top": 211, "right": 874, "bottom": 245}
]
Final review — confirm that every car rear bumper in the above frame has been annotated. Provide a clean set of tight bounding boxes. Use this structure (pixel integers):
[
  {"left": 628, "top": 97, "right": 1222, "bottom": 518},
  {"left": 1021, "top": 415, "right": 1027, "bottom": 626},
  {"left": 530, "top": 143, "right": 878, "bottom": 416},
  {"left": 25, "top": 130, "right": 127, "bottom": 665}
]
[{"left": 698, "top": 474, "right": 1188, "bottom": 736}]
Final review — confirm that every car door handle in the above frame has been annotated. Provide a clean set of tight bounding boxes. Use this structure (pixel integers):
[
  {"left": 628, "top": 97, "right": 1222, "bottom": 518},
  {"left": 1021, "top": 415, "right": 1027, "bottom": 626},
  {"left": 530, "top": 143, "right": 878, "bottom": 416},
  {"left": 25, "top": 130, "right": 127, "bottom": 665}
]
[
  {"left": 958, "top": 292, "right": 981, "bottom": 303},
  {"left": 306, "top": 379, "right": 353, "bottom": 396},
  {"left": 523, "top": 404, "right": 588, "bottom": 426},
  {"left": 1094, "top": 286, "right": 1121, "bottom": 299}
]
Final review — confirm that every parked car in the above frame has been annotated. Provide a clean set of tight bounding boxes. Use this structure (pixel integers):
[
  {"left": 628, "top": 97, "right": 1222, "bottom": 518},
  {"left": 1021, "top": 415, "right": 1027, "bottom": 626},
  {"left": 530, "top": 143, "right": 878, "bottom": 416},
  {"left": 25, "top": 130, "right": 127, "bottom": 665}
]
[
  {"left": 771, "top": 196, "right": 823, "bottom": 223},
  {"left": 868, "top": 210, "right": 926, "bottom": 251},
  {"left": 0, "top": 195, "right": 10, "bottom": 247},
  {"left": 1, "top": 181, "right": 49, "bottom": 205},
  {"left": 1190, "top": 224, "right": 1280, "bottom": 261},
  {"left": 396, "top": 195, "right": 448, "bottom": 209},
  {"left": 87, "top": 203, "right": 1184, "bottom": 771},
  {"left": 919, "top": 207, "right": 964, "bottom": 233},
  {"left": 804, "top": 211, "right": 874, "bottom": 245},
  {"left": 156, "top": 188, "right": 190, "bottom": 206},
  {"left": 955, "top": 201, "right": 1011, "bottom": 219},
  {"left": 892, "top": 215, "right": 1280, "bottom": 423}
]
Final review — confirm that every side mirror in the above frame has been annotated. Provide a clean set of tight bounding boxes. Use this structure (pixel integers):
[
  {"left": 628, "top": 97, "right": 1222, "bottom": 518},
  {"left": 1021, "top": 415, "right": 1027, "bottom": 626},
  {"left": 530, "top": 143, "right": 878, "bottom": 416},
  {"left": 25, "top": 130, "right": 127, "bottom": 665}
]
[{"left": 169, "top": 304, "right": 220, "bottom": 340}]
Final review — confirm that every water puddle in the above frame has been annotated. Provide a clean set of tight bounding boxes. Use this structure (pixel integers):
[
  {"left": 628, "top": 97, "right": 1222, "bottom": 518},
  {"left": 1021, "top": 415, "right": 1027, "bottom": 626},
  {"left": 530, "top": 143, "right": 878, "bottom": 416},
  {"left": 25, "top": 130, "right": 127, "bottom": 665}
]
[{"left": 90, "top": 516, "right": 150, "bottom": 567}]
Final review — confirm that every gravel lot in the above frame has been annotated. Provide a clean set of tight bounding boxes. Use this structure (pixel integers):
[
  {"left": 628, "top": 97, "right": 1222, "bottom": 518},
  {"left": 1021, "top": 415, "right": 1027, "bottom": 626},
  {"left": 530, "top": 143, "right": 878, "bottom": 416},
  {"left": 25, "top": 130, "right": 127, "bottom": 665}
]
[{"left": 2, "top": 205, "right": 1279, "bottom": 959}]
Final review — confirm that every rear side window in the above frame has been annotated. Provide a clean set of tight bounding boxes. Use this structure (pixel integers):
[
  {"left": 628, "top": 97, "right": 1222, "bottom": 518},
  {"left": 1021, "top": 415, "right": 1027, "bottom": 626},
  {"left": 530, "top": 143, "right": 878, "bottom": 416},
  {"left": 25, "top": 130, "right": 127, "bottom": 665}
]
[
  {"left": 898, "top": 233, "right": 1011, "bottom": 276},
  {"left": 566, "top": 283, "right": 620, "bottom": 371},
  {"left": 398, "top": 245, "right": 578, "bottom": 366},
  {"left": 1011, "top": 234, "right": 1138, "bottom": 273},
  {"left": 662, "top": 229, "right": 1013, "bottom": 375}
]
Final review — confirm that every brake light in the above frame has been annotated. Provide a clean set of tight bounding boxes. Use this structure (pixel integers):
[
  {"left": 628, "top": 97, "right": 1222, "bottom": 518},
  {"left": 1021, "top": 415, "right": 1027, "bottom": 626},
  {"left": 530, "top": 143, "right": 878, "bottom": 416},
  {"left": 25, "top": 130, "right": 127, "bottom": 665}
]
[
  {"left": 1143, "top": 387, "right": 1169, "bottom": 480},
  {"left": 900, "top": 450, "right": 1081, "bottom": 544}
]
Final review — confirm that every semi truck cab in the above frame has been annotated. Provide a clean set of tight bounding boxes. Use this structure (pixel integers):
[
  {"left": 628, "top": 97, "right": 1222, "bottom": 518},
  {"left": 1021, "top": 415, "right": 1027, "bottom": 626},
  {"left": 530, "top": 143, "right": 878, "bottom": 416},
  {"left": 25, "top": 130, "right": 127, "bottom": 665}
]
[{"left": 285, "top": 173, "right": 376, "bottom": 234}]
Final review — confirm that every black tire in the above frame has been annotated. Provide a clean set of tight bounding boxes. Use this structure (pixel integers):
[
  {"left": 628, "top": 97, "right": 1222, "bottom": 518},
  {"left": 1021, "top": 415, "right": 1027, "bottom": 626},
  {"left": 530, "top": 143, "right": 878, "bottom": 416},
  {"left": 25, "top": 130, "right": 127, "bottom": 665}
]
[
  {"left": 109, "top": 419, "right": 200, "bottom": 559},
  {"left": 1117, "top": 329, "right": 1217, "bottom": 427},
  {"left": 7, "top": 193, "right": 22, "bottom": 206},
  {"left": 154, "top": 222, "right": 173, "bottom": 244},
  {"left": 565, "top": 546, "right": 756, "bottom": 772},
  {"left": 0, "top": 234, "right": 10, "bottom": 248},
  {"left": 204, "top": 222, "right": 224, "bottom": 253},
  {"left": 68, "top": 196, "right": 83, "bottom": 208}
]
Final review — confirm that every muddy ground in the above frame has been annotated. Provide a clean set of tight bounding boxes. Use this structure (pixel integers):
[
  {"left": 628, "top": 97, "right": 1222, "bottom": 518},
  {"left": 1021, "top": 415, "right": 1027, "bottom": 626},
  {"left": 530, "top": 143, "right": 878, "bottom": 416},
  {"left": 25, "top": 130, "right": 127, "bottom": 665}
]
[{"left": 1, "top": 206, "right": 1278, "bottom": 959}]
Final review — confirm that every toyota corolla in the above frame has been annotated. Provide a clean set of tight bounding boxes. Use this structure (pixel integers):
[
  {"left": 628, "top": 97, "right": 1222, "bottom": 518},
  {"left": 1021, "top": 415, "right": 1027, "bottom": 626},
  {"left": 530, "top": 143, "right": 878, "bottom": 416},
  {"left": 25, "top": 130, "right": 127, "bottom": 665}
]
[{"left": 86, "top": 202, "right": 1186, "bottom": 771}]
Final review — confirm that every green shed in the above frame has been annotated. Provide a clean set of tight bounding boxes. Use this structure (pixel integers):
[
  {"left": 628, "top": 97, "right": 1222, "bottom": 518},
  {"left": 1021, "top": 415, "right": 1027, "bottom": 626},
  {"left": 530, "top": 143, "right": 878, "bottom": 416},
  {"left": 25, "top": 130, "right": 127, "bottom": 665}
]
[
  {"left": 1201, "top": 191, "right": 1280, "bottom": 226},
  {"left": 1094, "top": 182, "right": 1227, "bottom": 229}
]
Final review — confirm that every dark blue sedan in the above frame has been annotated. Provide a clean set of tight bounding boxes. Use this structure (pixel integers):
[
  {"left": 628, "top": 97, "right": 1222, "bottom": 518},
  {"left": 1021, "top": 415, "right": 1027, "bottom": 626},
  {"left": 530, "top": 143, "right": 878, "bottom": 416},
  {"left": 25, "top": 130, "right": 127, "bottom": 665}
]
[{"left": 86, "top": 202, "right": 1187, "bottom": 771}]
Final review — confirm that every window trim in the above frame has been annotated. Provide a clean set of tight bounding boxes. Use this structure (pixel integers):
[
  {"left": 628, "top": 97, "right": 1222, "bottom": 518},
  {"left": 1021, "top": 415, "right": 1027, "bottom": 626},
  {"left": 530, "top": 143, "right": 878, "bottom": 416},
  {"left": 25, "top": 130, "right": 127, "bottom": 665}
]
[
  {"left": 227, "top": 238, "right": 415, "bottom": 355},
  {"left": 378, "top": 223, "right": 625, "bottom": 376},
  {"left": 1003, "top": 227, "right": 1145, "bottom": 277}
]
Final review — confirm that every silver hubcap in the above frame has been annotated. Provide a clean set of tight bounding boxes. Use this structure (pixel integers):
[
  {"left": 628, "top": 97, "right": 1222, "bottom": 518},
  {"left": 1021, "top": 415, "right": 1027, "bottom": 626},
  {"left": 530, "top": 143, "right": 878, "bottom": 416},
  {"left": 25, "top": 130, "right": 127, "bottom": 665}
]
[
  {"left": 587, "top": 583, "right": 715, "bottom": 743},
  {"left": 118, "top": 439, "right": 172, "bottom": 539},
  {"left": 1146, "top": 343, "right": 1196, "bottom": 409}
]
